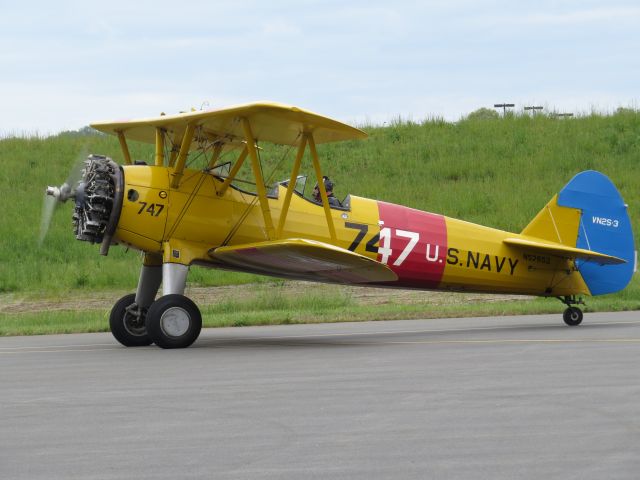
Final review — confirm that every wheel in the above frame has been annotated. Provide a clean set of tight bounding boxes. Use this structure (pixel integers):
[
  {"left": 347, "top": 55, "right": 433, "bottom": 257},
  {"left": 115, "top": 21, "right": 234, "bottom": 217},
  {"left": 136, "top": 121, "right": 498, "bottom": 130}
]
[
  {"left": 109, "top": 293, "right": 153, "bottom": 347},
  {"left": 563, "top": 307, "right": 583, "bottom": 326},
  {"left": 146, "top": 294, "right": 202, "bottom": 349}
]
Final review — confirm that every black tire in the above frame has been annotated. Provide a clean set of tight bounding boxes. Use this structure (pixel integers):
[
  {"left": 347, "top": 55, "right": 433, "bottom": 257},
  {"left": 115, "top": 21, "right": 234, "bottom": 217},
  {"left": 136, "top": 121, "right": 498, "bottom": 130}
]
[
  {"left": 146, "top": 294, "right": 202, "bottom": 349},
  {"left": 109, "top": 293, "right": 153, "bottom": 347},
  {"left": 563, "top": 307, "right": 583, "bottom": 326}
]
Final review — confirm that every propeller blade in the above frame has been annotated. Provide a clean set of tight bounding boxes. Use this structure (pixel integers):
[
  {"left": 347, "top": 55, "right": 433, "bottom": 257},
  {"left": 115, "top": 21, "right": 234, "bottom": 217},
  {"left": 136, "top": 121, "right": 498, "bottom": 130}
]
[
  {"left": 40, "top": 148, "right": 90, "bottom": 246},
  {"left": 39, "top": 193, "right": 57, "bottom": 245},
  {"left": 65, "top": 149, "right": 88, "bottom": 189}
]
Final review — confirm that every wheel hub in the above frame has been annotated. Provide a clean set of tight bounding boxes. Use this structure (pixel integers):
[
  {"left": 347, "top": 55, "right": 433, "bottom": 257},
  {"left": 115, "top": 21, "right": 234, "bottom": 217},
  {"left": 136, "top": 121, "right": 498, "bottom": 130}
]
[
  {"left": 160, "top": 307, "right": 191, "bottom": 337},
  {"left": 123, "top": 305, "right": 147, "bottom": 337}
]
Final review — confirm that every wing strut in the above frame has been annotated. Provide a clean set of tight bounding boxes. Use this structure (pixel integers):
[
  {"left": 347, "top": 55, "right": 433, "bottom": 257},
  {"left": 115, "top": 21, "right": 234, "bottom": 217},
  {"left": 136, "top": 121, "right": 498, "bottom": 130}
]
[
  {"left": 217, "top": 146, "right": 248, "bottom": 197},
  {"left": 206, "top": 142, "right": 224, "bottom": 169},
  {"left": 276, "top": 136, "right": 308, "bottom": 237},
  {"left": 168, "top": 130, "right": 182, "bottom": 167},
  {"left": 241, "top": 118, "right": 276, "bottom": 240},
  {"left": 116, "top": 131, "right": 132, "bottom": 165},
  {"left": 155, "top": 128, "right": 165, "bottom": 166},
  {"left": 308, "top": 133, "right": 337, "bottom": 242},
  {"left": 170, "top": 123, "right": 196, "bottom": 188},
  {"left": 275, "top": 132, "right": 337, "bottom": 242}
]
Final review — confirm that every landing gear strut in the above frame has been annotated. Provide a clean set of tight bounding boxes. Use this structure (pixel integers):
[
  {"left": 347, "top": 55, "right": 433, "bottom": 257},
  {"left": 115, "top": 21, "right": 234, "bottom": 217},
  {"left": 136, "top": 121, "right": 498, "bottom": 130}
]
[
  {"left": 142, "top": 263, "right": 202, "bottom": 349},
  {"left": 558, "top": 296, "right": 584, "bottom": 326},
  {"left": 109, "top": 261, "right": 202, "bottom": 349}
]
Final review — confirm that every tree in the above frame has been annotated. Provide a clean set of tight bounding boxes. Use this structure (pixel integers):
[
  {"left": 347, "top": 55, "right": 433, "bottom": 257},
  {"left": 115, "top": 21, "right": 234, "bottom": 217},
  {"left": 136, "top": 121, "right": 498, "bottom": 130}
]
[{"left": 465, "top": 108, "right": 499, "bottom": 120}]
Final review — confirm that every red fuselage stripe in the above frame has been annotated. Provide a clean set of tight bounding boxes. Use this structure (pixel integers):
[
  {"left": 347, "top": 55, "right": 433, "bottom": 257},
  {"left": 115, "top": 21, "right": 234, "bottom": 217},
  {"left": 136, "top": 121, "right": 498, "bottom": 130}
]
[{"left": 376, "top": 201, "right": 448, "bottom": 288}]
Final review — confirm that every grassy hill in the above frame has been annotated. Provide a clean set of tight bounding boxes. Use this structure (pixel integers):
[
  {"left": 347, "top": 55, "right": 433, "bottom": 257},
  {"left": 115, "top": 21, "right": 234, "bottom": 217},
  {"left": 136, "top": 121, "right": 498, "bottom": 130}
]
[{"left": 1, "top": 110, "right": 639, "bottom": 296}]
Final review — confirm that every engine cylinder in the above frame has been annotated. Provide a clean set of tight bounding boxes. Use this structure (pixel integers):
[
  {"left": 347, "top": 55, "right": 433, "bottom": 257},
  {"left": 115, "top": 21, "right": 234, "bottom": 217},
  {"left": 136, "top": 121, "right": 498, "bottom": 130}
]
[{"left": 73, "top": 155, "right": 123, "bottom": 244}]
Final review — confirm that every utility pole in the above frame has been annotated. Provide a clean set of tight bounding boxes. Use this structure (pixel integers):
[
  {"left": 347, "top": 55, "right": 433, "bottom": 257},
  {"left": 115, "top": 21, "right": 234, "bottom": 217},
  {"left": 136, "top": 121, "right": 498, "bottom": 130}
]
[
  {"left": 524, "top": 106, "right": 543, "bottom": 115},
  {"left": 494, "top": 103, "right": 515, "bottom": 116}
]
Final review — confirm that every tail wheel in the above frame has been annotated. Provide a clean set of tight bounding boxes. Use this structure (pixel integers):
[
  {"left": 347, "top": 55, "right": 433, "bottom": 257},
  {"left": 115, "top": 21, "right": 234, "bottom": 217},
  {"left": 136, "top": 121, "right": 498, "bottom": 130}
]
[
  {"left": 563, "top": 307, "right": 583, "bottom": 326},
  {"left": 109, "top": 293, "right": 153, "bottom": 346},
  {"left": 146, "top": 294, "right": 202, "bottom": 349}
]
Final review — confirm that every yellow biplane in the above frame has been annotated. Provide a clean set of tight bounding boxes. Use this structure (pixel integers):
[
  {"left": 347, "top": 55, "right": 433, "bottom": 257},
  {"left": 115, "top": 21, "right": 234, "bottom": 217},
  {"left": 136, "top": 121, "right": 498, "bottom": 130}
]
[{"left": 45, "top": 102, "right": 636, "bottom": 348}]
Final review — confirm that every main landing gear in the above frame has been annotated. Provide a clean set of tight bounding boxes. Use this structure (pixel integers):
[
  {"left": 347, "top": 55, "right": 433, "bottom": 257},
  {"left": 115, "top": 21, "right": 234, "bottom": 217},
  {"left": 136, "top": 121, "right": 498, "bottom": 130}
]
[
  {"left": 146, "top": 294, "right": 202, "bottom": 349},
  {"left": 558, "top": 296, "right": 584, "bottom": 326},
  {"left": 109, "top": 262, "right": 202, "bottom": 349},
  {"left": 109, "top": 293, "right": 153, "bottom": 346}
]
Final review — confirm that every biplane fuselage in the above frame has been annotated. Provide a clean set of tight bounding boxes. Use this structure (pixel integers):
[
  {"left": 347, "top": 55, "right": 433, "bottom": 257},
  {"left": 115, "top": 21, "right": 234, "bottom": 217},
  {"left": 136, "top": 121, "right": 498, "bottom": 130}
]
[
  {"left": 117, "top": 163, "right": 590, "bottom": 297},
  {"left": 46, "top": 102, "right": 633, "bottom": 348}
]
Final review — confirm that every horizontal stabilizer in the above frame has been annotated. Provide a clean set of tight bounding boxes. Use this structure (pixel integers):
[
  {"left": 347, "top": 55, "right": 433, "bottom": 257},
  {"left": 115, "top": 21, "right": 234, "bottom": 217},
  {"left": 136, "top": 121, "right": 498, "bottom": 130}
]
[
  {"left": 503, "top": 237, "right": 626, "bottom": 265},
  {"left": 209, "top": 238, "right": 398, "bottom": 284}
]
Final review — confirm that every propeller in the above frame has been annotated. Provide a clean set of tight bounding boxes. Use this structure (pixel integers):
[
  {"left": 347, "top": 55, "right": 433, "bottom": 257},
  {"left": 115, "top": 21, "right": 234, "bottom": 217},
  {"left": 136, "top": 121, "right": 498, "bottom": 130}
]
[
  {"left": 39, "top": 154, "right": 87, "bottom": 246},
  {"left": 38, "top": 194, "right": 57, "bottom": 245}
]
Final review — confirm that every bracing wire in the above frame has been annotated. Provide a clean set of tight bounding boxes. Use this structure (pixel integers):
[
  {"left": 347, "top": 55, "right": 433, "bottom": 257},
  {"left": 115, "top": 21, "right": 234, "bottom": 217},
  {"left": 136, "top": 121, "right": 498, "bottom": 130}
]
[
  {"left": 165, "top": 129, "right": 223, "bottom": 237},
  {"left": 221, "top": 135, "right": 300, "bottom": 246}
]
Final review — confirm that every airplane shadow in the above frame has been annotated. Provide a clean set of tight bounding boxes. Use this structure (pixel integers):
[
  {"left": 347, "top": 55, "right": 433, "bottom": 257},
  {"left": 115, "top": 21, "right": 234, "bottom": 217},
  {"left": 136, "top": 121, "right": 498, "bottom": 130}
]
[{"left": 191, "top": 319, "right": 635, "bottom": 350}]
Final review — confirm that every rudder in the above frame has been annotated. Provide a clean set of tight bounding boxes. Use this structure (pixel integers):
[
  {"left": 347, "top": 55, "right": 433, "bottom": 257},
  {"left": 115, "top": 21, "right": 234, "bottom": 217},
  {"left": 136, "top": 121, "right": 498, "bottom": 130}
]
[{"left": 557, "top": 170, "right": 636, "bottom": 295}]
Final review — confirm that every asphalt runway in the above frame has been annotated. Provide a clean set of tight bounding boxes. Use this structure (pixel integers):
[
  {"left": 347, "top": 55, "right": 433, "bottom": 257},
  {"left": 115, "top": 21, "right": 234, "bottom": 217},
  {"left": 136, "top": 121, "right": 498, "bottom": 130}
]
[{"left": 1, "top": 312, "right": 639, "bottom": 479}]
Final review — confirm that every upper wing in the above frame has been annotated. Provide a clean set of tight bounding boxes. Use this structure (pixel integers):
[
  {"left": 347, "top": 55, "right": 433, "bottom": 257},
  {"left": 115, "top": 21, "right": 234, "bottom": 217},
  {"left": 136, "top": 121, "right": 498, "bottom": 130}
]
[
  {"left": 209, "top": 238, "right": 397, "bottom": 284},
  {"left": 91, "top": 101, "right": 367, "bottom": 147},
  {"left": 503, "top": 237, "right": 626, "bottom": 265}
]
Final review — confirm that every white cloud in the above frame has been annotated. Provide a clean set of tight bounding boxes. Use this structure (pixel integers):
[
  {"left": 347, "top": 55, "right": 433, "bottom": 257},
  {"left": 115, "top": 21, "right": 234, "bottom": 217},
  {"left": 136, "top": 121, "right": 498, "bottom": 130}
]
[
  {"left": 261, "top": 18, "right": 301, "bottom": 36},
  {"left": 1, "top": 0, "right": 638, "bottom": 134},
  {"left": 515, "top": 6, "right": 640, "bottom": 26}
]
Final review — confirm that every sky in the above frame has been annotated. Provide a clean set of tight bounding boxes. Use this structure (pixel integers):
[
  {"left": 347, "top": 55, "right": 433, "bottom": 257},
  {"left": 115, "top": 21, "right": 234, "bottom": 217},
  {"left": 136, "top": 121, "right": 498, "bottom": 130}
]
[{"left": 1, "top": 0, "right": 638, "bottom": 135}]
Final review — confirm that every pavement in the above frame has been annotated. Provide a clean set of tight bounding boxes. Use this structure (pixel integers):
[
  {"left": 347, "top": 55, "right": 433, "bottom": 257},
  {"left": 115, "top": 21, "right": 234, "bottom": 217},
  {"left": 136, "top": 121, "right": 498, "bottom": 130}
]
[{"left": 1, "top": 312, "right": 639, "bottom": 479}]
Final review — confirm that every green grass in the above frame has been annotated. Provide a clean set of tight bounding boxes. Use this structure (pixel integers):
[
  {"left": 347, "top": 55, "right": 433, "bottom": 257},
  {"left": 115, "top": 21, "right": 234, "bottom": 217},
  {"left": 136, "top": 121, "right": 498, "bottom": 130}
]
[
  {"left": 2, "top": 280, "right": 638, "bottom": 336},
  {"left": 1, "top": 110, "right": 639, "bottom": 334},
  {"left": 0, "top": 311, "right": 110, "bottom": 336}
]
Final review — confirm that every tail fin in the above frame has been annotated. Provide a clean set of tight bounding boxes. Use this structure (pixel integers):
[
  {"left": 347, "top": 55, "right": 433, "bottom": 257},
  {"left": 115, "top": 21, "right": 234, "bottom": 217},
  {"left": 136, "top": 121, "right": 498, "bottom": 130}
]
[{"left": 522, "top": 171, "right": 636, "bottom": 295}]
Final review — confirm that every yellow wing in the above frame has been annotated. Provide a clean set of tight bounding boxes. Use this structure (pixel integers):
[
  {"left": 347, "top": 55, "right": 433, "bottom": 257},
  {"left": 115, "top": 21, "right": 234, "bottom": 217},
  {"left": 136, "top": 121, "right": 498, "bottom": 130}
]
[
  {"left": 91, "top": 101, "right": 367, "bottom": 147},
  {"left": 209, "top": 238, "right": 397, "bottom": 284},
  {"left": 503, "top": 237, "right": 626, "bottom": 265}
]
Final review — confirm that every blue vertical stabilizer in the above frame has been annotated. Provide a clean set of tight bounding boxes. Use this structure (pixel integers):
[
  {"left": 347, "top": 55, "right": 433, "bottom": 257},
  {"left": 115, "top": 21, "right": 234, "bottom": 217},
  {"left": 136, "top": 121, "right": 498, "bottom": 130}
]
[{"left": 557, "top": 171, "right": 636, "bottom": 295}]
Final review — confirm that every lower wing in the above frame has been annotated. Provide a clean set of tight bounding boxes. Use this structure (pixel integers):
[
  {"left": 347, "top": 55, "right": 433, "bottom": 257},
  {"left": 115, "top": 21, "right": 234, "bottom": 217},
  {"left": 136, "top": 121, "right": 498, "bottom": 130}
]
[{"left": 209, "top": 238, "right": 398, "bottom": 284}]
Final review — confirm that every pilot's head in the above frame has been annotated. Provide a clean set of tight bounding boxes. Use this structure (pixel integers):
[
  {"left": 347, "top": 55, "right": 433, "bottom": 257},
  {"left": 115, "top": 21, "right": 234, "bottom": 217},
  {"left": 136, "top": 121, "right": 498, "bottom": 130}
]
[{"left": 313, "top": 176, "right": 333, "bottom": 202}]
